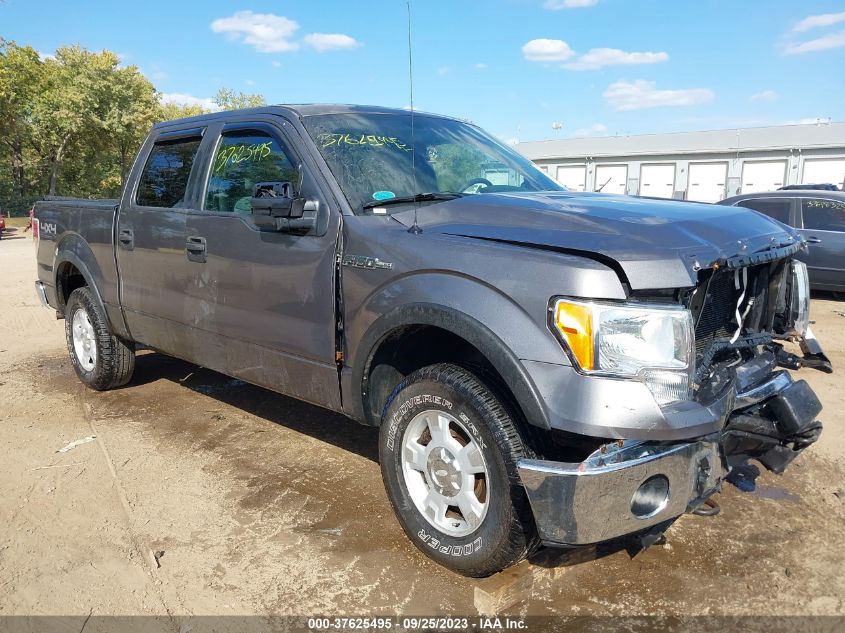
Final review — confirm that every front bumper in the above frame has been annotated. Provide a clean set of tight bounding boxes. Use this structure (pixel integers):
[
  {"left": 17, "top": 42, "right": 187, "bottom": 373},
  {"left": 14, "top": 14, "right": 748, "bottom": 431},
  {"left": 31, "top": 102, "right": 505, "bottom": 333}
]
[
  {"left": 519, "top": 367, "right": 823, "bottom": 546},
  {"left": 519, "top": 440, "right": 724, "bottom": 545}
]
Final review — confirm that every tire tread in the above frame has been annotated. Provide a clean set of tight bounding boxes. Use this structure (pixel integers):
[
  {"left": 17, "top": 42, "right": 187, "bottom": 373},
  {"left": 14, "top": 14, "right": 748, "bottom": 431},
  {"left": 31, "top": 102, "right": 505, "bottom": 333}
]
[{"left": 65, "top": 287, "right": 135, "bottom": 390}]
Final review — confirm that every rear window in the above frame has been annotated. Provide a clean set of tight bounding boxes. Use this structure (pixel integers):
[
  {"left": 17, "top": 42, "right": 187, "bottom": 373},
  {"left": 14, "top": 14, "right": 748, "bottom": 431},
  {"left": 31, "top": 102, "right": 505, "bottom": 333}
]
[
  {"left": 136, "top": 137, "right": 202, "bottom": 208},
  {"left": 736, "top": 198, "right": 791, "bottom": 224},
  {"left": 802, "top": 198, "right": 845, "bottom": 232}
]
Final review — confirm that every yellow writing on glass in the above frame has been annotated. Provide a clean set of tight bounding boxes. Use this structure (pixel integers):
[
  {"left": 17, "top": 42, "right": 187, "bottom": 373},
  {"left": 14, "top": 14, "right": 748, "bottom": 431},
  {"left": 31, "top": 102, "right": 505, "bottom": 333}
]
[
  {"left": 318, "top": 133, "right": 412, "bottom": 151},
  {"left": 805, "top": 199, "right": 845, "bottom": 210},
  {"left": 214, "top": 142, "right": 273, "bottom": 172}
]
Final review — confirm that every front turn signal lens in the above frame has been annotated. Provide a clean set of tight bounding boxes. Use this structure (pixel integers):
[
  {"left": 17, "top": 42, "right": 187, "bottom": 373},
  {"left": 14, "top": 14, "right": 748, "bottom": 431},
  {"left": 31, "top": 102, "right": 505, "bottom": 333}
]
[{"left": 553, "top": 300, "right": 594, "bottom": 370}]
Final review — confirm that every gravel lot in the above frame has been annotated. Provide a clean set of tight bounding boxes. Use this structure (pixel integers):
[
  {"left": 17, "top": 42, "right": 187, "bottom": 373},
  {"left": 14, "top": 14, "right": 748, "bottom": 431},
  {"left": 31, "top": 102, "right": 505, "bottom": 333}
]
[{"left": 1, "top": 227, "right": 843, "bottom": 627}]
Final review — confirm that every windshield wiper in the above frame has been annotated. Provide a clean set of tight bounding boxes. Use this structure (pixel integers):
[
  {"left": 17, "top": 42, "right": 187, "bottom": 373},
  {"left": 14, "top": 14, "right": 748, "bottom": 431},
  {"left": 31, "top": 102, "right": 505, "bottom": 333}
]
[{"left": 362, "top": 192, "right": 464, "bottom": 210}]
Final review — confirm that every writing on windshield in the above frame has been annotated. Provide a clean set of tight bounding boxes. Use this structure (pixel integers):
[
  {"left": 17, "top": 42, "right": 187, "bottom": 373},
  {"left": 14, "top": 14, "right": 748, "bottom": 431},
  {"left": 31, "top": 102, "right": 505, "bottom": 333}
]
[{"left": 317, "top": 132, "right": 412, "bottom": 151}]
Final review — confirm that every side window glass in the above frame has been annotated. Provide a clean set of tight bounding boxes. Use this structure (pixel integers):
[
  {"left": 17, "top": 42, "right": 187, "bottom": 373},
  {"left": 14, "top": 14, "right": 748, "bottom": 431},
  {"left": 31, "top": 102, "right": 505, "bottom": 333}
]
[
  {"left": 802, "top": 198, "right": 845, "bottom": 232},
  {"left": 205, "top": 130, "right": 299, "bottom": 214},
  {"left": 136, "top": 137, "right": 202, "bottom": 208},
  {"left": 737, "top": 198, "right": 791, "bottom": 224}
]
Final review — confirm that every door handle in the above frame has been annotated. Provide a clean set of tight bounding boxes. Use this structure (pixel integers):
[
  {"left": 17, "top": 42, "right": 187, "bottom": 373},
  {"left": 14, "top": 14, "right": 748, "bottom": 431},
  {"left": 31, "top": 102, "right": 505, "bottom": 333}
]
[
  {"left": 805, "top": 236, "right": 822, "bottom": 244},
  {"left": 118, "top": 228, "right": 134, "bottom": 250},
  {"left": 186, "top": 236, "right": 207, "bottom": 263}
]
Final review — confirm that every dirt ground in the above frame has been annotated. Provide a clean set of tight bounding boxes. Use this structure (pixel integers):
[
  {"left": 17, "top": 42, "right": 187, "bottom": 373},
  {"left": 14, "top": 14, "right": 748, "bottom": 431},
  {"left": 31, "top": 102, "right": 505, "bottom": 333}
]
[{"left": 1, "top": 226, "right": 844, "bottom": 626}]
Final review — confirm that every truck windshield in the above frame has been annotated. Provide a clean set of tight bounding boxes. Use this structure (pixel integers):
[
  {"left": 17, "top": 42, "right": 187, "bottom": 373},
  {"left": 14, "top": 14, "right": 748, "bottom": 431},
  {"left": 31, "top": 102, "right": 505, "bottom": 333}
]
[{"left": 302, "top": 112, "right": 563, "bottom": 214}]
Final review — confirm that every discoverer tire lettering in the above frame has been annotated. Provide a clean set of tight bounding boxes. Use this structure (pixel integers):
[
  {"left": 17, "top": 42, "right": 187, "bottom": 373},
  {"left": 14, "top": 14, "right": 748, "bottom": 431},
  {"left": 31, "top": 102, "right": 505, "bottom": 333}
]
[{"left": 378, "top": 363, "right": 538, "bottom": 577}]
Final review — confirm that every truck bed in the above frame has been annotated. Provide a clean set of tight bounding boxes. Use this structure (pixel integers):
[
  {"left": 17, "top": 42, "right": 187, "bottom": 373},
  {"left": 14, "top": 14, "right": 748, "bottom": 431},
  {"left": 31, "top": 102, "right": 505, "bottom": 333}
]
[{"left": 33, "top": 196, "right": 121, "bottom": 326}]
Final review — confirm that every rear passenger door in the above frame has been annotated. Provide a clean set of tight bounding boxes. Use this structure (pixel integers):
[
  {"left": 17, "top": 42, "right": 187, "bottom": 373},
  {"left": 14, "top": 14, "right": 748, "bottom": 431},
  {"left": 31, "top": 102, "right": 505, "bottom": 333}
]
[
  {"left": 798, "top": 198, "right": 845, "bottom": 291},
  {"left": 183, "top": 118, "right": 342, "bottom": 410},
  {"left": 116, "top": 127, "right": 207, "bottom": 354}
]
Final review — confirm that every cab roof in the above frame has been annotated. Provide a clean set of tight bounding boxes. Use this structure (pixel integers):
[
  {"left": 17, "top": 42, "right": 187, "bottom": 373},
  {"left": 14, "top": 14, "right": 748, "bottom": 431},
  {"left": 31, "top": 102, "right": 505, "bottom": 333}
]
[{"left": 151, "top": 104, "right": 461, "bottom": 131}]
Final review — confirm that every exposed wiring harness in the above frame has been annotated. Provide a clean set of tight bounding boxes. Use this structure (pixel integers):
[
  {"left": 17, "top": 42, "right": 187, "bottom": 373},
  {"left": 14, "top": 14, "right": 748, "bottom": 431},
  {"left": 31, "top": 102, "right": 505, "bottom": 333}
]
[{"left": 730, "top": 267, "right": 754, "bottom": 344}]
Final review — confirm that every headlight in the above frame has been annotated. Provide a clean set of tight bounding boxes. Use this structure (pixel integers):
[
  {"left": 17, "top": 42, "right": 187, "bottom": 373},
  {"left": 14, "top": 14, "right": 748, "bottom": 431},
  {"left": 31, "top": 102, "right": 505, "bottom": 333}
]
[
  {"left": 788, "top": 260, "right": 810, "bottom": 337},
  {"left": 551, "top": 298, "right": 694, "bottom": 406}
]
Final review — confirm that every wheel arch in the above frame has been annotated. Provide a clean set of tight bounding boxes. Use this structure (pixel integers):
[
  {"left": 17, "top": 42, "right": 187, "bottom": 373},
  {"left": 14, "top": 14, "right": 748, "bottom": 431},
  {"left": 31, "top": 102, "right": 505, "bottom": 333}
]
[
  {"left": 348, "top": 303, "right": 552, "bottom": 432},
  {"left": 52, "top": 239, "right": 120, "bottom": 334}
]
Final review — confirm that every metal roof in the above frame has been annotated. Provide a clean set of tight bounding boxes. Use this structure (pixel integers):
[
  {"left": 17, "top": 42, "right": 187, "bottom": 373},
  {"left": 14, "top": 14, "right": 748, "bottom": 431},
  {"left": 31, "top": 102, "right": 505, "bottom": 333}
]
[
  {"left": 152, "top": 104, "right": 459, "bottom": 130},
  {"left": 517, "top": 122, "right": 845, "bottom": 160}
]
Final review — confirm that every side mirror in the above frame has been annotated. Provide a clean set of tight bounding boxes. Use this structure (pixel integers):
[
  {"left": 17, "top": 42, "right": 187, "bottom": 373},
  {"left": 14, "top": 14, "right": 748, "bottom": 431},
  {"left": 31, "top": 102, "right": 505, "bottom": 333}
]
[{"left": 250, "top": 181, "right": 316, "bottom": 233}]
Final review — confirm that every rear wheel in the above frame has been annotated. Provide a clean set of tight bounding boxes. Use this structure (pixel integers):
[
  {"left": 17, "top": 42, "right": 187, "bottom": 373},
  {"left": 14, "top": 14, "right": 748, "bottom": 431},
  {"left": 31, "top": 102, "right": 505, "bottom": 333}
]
[
  {"left": 64, "top": 287, "right": 135, "bottom": 390},
  {"left": 379, "top": 363, "right": 538, "bottom": 577}
]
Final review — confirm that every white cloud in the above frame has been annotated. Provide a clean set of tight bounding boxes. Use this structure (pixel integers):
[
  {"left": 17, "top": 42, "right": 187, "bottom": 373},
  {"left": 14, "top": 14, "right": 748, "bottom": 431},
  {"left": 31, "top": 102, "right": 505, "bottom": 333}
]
[
  {"left": 522, "top": 39, "right": 575, "bottom": 62},
  {"left": 543, "top": 0, "right": 599, "bottom": 9},
  {"left": 475, "top": 62, "right": 487, "bottom": 69},
  {"left": 211, "top": 11, "right": 300, "bottom": 53},
  {"left": 572, "top": 123, "right": 608, "bottom": 137},
  {"left": 436, "top": 66, "right": 451, "bottom": 76},
  {"left": 303, "top": 33, "right": 360, "bottom": 52},
  {"left": 750, "top": 89, "right": 778, "bottom": 102},
  {"left": 271, "top": 60, "right": 282, "bottom": 68},
  {"left": 160, "top": 92, "right": 218, "bottom": 111},
  {"left": 563, "top": 47, "right": 668, "bottom": 70},
  {"left": 793, "top": 11, "right": 845, "bottom": 32},
  {"left": 603, "top": 80, "right": 714, "bottom": 111},
  {"left": 784, "top": 29, "right": 845, "bottom": 54},
  {"left": 37, "top": 51, "right": 55, "bottom": 62}
]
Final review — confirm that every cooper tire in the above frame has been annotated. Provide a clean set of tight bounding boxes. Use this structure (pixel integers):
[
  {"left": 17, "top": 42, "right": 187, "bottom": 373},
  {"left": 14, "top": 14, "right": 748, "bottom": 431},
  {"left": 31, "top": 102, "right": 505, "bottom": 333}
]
[
  {"left": 379, "top": 363, "right": 538, "bottom": 577},
  {"left": 64, "top": 287, "right": 135, "bottom": 390}
]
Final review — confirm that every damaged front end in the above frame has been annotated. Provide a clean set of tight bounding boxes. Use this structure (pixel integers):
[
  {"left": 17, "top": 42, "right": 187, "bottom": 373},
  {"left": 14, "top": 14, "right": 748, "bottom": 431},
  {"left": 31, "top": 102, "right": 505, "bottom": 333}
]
[
  {"left": 519, "top": 244, "right": 831, "bottom": 548},
  {"left": 691, "top": 249, "right": 829, "bottom": 475}
]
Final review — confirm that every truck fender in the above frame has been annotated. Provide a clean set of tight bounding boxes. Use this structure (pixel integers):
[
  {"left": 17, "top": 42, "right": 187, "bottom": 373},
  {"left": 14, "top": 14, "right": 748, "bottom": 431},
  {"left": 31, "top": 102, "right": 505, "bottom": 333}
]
[
  {"left": 347, "top": 302, "right": 553, "bottom": 430},
  {"left": 53, "top": 237, "right": 127, "bottom": 337}
]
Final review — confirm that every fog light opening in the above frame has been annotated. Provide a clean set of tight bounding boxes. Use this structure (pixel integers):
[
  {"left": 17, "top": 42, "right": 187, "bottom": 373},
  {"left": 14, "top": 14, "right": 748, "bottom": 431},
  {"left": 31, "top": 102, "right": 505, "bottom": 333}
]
[{"left": 631, "top": 475, "right": 670, "bottom": 519}]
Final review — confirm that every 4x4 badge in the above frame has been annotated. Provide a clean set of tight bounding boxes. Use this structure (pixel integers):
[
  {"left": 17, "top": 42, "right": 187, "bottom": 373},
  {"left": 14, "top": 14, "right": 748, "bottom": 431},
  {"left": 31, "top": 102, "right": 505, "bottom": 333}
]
[{"left": 342, "top": 255, "right": 393, "bottom": 270}]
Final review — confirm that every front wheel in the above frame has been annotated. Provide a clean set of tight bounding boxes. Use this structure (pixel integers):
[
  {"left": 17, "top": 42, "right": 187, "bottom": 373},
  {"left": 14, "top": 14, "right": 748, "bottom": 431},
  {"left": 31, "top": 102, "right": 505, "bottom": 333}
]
[
  {"left": 64, "top": 286, "right": 135, "bottom": 390},
  {"left": 379, "top": 363, "right": 538, "bottom": 577}
]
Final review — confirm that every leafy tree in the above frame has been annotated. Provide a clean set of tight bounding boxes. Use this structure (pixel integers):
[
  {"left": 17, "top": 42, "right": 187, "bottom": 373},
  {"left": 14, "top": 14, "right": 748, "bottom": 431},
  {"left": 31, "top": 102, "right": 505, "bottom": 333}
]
[
  {"left": 104, "top": 65, "right": 159, "bottom": 190},
  {"left": 214, "top": 87, "right": 266, "bottom": 111},
  {"left": 0, "top": 41, "right": 268, "bottom": 213},
  {"left": 156, "top": 101, "right": 206, "bottom": 121},
  {"left": 0, "top": 42, "right": 43, "bottom": 212}
]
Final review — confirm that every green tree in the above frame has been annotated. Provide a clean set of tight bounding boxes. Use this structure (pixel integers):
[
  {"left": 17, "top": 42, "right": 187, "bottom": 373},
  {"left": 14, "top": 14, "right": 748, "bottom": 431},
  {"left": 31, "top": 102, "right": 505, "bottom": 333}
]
[
  {"left": 103, "top": 65, "right": 159, "bottom": 190},
  {"left": 0, "top": 40, "right": 269, "bottom": 212},
  {"left": 30, "top": 46, "right": 121, "bottom": 195},
  {"left": 213, "top": 87, "right": 266, "bottom": 111},
  {"left": 156, "top": 100, "right": 207, "bottom": 122},
  {"left": 0, "top": 41, "right": 43, "bottom": 212}
]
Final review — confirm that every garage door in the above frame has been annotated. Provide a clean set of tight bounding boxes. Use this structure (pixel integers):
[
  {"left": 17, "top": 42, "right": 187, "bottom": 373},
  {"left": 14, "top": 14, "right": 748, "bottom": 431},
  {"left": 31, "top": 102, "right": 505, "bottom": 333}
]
[
  {"left": 687, "top": 162, "right": 727, "bottom": 202},
  {"left": 556, "top": 165, "right": 586, "bottom": 191},
  {"left": 802, "top": 159, "right": 845, "bottom": 189},
  {"left": 741, "top": 160, "right": 786, "bottom": 194},
  {"left": 639, "top": 164, "right": 676, "bottom": 199},
  {"left": 594, "top": 164, "right": 627, "bottom": 194}
]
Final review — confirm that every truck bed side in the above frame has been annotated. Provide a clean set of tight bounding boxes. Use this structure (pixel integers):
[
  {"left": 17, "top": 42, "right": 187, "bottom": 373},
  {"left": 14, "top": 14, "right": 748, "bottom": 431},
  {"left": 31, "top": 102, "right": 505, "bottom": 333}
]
[{"left": 34, "top": 197, "right": 128, "bottom": 338}]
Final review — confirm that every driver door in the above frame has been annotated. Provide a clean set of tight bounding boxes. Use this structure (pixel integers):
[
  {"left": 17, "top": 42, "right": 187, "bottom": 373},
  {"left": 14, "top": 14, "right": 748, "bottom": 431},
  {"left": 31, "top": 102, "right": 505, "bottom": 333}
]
[{"left": 184, "top": 118, "right": 342, "bottom": 410}]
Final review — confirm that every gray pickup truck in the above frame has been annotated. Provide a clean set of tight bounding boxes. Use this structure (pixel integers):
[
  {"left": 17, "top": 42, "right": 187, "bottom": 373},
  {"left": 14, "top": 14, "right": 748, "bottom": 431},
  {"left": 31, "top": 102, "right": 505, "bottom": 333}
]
[{"left": 34, "top": 105, "right": 830, "bottom": 577}]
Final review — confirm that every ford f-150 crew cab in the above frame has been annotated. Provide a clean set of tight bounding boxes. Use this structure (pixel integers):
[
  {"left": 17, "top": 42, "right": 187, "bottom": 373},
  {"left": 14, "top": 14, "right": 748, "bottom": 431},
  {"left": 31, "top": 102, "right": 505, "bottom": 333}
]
[{"left": 34, "top": 105, "right": 831, "bottom": 577}]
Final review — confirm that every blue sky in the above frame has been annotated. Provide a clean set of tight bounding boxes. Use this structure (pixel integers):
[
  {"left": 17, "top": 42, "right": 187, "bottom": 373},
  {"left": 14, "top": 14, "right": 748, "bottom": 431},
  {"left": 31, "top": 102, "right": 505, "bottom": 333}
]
[{"left": 3, "top": 0, "right": 844, "bottom": 142}]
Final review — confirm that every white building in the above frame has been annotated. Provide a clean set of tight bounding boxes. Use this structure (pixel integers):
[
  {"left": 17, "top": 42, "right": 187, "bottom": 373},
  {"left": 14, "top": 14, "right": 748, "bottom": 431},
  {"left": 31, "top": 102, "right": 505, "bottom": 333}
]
[{"left": 517, "top": 122, "right": 845, "bottom": 203}]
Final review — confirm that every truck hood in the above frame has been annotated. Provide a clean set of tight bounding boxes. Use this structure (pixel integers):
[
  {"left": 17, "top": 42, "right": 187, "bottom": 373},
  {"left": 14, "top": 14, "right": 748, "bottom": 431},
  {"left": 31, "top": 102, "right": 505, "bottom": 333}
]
[{"left": 392, "top": 191, "right": 802, "bottom": 290}]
